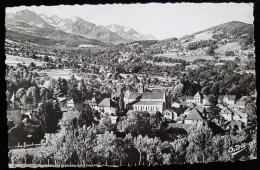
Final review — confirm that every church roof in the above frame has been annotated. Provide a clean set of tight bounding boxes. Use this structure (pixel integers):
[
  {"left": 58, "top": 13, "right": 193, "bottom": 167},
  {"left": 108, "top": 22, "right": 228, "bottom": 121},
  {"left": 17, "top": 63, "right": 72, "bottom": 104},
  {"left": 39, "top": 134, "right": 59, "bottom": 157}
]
[
  {"left": 127, "top": 92, "right": 164, "bottom": 100},
  {"left": 132, "top": 101, "right": 164, "bottom": 106},
  {"left": 128, "top": 92, "right": 143, "bottom": 99}
]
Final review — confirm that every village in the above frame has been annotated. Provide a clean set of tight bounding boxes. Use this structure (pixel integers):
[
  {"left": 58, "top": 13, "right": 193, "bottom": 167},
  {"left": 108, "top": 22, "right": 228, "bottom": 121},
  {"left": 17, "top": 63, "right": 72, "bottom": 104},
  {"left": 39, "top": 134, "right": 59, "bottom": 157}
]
[{"left": 5, "top": 5, "right": 257, "bottom": 167}]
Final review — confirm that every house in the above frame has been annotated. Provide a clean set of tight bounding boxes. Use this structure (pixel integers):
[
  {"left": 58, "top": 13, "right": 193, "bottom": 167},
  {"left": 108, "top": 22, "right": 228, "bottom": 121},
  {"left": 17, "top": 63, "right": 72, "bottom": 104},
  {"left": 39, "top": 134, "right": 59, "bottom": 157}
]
[
  {"left": 223, "top": 95, "right": 236, "bottom": 105},
  {"left": 85, "top": 97, "right": 98, "bottom": 109},
  {"left": 97, "top": 98, "right": 117, "bottom": 115},
  {"left": 193, "top": 92, "right": 203, "bottom": 105},
  {"left": 67, "top": 99, "right": 82, "bottom": 110},
  {"left": 178, "top": 96, "right": 194, "bottom": 105},
  {"left": 220, "top": 108, "right": 233, "bottom": 122},
  {"left": 183, "top": 108, "right": 204, "bottom": 124},
  {"left": 227, "top": 120, "right": 243, "bottom": 131},
  {"left": 172, "top": 102, "right": 180, "bottom": 108},
  {"left": 218, "top": 95, "right": 236, "bottom": 105},
  {"left": 216, "top": 103, "right": 225, "bottom": 110},
  {"left": 232, "top": 109, "right": 248, "bottom": 126},
  {"left": 178, "top": 92, "right": 211, "bottom": 107},
  {"left": 67, "top": 99, "right": 75, "bottom": 108},
  {"left": 110, "top": 115, "right": 118, "bottom": 124},
  {"left": 176, "top": 117, "right": 184, "bottom": 124},
  {"left": 162, "top": 109, "right": 177, "bottom": 120},
  {"left": 236, "top": 100, "right": 246, "bottom": 109}
]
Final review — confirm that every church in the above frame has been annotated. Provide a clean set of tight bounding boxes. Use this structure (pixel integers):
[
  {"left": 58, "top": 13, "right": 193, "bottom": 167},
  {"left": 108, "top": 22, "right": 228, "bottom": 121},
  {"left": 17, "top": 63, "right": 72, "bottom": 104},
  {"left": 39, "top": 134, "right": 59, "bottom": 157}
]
[{"left": 123, "top": 82, "right": 166, "bottom": 113}]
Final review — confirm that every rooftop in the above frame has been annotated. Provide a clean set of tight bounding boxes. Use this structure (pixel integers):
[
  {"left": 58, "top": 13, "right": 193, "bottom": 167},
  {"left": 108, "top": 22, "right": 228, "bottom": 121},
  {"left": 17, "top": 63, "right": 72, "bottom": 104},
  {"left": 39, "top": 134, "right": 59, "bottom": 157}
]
[
  {"left": 184, "top": 108, "right": 204, "bottom": 120},
  {"left": 98, "top": 98, "right": 117, "bottom": 107},
  {"left": 179, "top": 95, "right": 194, "bottom": 100},
  {"left": 127, "top": 92, "right": 165, "bottom": 100},
  {"left": 132, "top": 101, "right": 164, "bottom": 106}
]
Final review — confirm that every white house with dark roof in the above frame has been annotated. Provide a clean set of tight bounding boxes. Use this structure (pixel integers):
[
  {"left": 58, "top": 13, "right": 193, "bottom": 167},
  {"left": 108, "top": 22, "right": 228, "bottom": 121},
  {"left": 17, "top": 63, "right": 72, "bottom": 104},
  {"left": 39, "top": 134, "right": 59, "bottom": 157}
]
[
  {"left": 97, "top": 98, "right": 117, "bottom": 115},
  {"left": 220, "top": 108, "right": 233, "bottom": 122},
  {"left": 218, "top": 95, "right": 236, "bottom": 105}
]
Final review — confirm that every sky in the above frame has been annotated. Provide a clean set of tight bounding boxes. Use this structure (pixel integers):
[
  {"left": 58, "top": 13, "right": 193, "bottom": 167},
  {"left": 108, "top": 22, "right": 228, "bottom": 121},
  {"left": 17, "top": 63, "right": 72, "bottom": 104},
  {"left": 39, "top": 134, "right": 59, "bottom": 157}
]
[{"left": 6, "top": 3, "right": 254, "bottom": 40}]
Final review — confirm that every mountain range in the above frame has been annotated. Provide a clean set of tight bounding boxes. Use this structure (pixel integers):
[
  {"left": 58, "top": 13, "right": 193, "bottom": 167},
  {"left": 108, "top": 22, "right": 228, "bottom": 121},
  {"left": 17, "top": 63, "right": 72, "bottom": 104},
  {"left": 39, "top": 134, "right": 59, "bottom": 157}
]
[{"left": 5, "top": 9, "right": 156, "bottom": 45}]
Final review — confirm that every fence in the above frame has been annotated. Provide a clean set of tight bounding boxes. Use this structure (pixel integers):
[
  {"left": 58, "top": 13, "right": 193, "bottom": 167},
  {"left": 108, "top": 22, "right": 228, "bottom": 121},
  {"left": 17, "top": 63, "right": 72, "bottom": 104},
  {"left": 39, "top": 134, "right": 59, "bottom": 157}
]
[{"left": 9, "top": 142, "right": 41, "bottom": 150}]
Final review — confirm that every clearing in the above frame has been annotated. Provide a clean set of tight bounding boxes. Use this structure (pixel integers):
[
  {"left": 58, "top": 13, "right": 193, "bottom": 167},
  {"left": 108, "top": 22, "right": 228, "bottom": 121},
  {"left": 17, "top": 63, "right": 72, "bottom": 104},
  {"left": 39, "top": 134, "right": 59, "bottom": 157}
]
[
  {"left": 215, "top": 42, "right": 241, "bottom": 54},
  {"left": 5, "top": 54, "right": 47, "bottom": 66}
]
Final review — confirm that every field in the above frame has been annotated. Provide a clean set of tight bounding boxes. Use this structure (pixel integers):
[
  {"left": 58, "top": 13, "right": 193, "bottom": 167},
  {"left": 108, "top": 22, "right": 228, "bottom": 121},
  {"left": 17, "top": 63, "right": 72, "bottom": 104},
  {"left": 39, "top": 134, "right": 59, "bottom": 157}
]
[
  {"left": 62, "top": 110, "right": 81, "bottom": 121},
  {"left": 215, "top": 42, "right": 241, "bottom": 54},
  {"left": 154, "top": 53, "right": 214, "bottom": 62},
  {"left": 37, "top": 69, "right": 81, "bottom": 80},
  {"left": 5, "top": 54, "right": 47, "bottom": 66}
]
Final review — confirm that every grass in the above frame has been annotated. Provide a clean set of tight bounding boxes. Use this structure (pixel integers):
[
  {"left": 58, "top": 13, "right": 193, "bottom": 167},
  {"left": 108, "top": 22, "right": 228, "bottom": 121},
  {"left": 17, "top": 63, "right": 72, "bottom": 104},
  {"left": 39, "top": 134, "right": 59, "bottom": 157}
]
[
  {"left": 154, "top": 53, "right": 214, "bottom": 62},
  {"left": 37, "top": 69, "right": 82, "bottom": 80},
  {"left": 62, "top": 109, "right": 81, "bottom": 121},
  {"left": 5, "top": 54, "right": 47, "bottom": 66}
]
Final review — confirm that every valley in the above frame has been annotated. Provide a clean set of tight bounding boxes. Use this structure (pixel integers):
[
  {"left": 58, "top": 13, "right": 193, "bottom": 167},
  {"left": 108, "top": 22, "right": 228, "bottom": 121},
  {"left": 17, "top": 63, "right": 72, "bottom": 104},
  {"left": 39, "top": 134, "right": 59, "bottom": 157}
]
[{"left": 6, "top": 7, "right": 256, "bottom": 167}]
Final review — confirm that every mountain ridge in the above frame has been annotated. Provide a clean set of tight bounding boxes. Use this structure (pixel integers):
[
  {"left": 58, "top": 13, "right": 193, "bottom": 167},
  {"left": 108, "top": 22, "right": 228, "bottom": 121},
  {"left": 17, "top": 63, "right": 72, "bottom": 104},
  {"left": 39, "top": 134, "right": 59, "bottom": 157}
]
[{"left": 6, "top": 9, "right": 156, "bottom": 44}]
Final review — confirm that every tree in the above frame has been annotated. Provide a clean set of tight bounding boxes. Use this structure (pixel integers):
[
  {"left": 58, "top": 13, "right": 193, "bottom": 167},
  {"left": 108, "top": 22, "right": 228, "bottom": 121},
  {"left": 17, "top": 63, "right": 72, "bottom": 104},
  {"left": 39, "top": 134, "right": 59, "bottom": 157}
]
[
  {"left": 133, "top": 135, "right": 149, "bottom": 165},
  {"left": 40, "top": 87, "right": 52, "bottom": 101},
  {"left": 206, "top": 46, "right": 215, "bottom": 56},
  {"left": 77, "top": 103, "right": 95, "bottom": 127},
  {"left": 26, "top": 86, "right": 40, "bottom": 108},
  {"left": 99, "top": 115, "right": 112, "bottom": 130},
  {"left": 68, "top": 88, "right": 82, "bottom": 102},
  {"left": 8, "top": 122, "right": 27, "bottom": 146},
  {"left": 43, "top": 55, "right": 49, "bottom": 62},
  {"left": 15, "top": 88, "right": 27, "bottom": 100},
  {"left": 79, "top": 79, "right": 88, "bottom": 101},
  {"left": 211, "top": 82, "right": 220, "bottom": 95},
  {"left": 150, "top": 112, "right": 162, "bottom": 130},
  {"left": 201, "top": 86, "right": 210, "bottom": 95},
  {"left": 42, "top": 129, "right": 74, "bottom": 167},
  {"left": 32, "top": 99, "right": 63, "bottom": 134},
  {"left": 186, "top": 122, "right": 214, "bottom": 163},
  {"left": 120, "top": 111, "right": 152, "bottom": 136},
  {"left": 133, "top": 135, "right": 162, "bottom": 165},
  {"left": 93, "top": 131, "right": 126, "bottom": 165},
  {"left": 74, "top": 126, "right": 97, "bottom": 166}
]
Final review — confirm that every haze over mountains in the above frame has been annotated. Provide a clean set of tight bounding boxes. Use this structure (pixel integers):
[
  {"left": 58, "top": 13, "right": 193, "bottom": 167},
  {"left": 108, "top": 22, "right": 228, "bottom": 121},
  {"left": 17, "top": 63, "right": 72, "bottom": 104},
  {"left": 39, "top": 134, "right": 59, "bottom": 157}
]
[{"left": 5, "top": 9, "right": 156, "bottom": 44}]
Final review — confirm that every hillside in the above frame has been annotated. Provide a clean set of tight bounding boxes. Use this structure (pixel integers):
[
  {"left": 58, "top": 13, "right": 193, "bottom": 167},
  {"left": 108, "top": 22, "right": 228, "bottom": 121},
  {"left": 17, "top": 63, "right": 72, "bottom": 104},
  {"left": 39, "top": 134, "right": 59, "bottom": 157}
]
[
  {"left": 5, "top": 29, "right": 108, "bottom": 47},
  {"left": 180, "top": 21, "right": 254, "bottom": 47}
]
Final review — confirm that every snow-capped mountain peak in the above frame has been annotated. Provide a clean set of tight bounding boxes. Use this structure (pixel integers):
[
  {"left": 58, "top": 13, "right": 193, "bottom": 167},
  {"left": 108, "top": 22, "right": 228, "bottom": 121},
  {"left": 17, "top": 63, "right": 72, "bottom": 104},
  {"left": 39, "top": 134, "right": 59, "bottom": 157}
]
[{"left": 106, "top": 24, "right": 156, "bottom": 41}]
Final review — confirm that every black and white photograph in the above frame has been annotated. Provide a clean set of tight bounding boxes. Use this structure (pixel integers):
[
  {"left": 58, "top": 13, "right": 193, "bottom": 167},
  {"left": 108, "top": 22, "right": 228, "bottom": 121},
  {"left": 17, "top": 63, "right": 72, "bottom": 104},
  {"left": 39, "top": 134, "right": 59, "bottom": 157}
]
[{"left": 4, "top": 2, "right": 257, "bottom": 168}]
